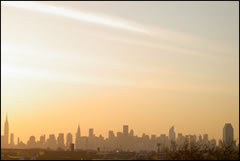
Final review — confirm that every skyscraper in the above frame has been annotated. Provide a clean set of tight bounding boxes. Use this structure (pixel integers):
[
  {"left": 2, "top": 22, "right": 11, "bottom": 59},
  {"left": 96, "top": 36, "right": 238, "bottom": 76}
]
[
  {"left": 177, "top": 133, "right": 184, "bottom": 147},
  {"left": 190, "top": 135, "right": 197, "bottom": 144},
  {"left": 17, "top": 137, "right": 20, "bottom": 146},
  {"left": 160, "top": 134, "right": 168, "bottom": 148},
  {"left": 89, "top": 128, "right": 94, "bottom": 138},
  {"left": 40, "top": 135, "right": 46, "bottom": 148},
  {"left": 169, "top": 126, "right": 176, "bottom": 142},
  {"left": 1, "top": 136, "right": 4, "bottom": 148},
  {"left": 122, "top": 125, "right": 129, "bottom": 150},
  {"left": 27, "top": 136, "right": 36, "bottom": 148},
  {"left": 4, "top": 114, "right": 9, "bottom": 147},
  {"left": 57, "top": 133, "right": 65, "bottom": 149},
  {"left": 66, "top": 133, "right": 73, "bottom": 150},
  {"left": 123, "top": 125, "right": 129, "bottom": 135},
  {"left": 130, "top": 129, "right": 134, "bottom": 137},
  {"left": 203, "top": 134, "right": 208, "bottom": 144},
  {"left": 10, "top": 133, "right": 14, "bottom": 147},
  {"left": 75, "top": 125, "right": 81, "bottom": 150},
  {"left": 108, "top": 131, "right": 115, "bottom": 140},
  {"left": 223, "top": 123, "right": 234, "bottom": 145},
  {"left": 199, "top": 135, "right": 203, "bottom": 143},
  {"left": 46, "top": 134, "right": 57, "bottom": 150}
]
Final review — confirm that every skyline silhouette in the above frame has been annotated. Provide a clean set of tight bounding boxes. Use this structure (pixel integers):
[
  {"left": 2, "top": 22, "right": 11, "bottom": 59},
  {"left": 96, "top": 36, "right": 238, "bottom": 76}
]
[
  {"left": 1, "top": 1, "right": 239, "bottom": 160},
  {"left": 1, "top": 114, "right": 237, "bottom": 151}
]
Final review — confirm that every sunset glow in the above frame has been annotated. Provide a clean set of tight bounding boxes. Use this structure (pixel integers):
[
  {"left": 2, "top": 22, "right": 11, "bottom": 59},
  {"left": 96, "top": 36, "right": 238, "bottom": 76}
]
[{"left": 1, "top": 1, "right": 239, "bottom": 150}]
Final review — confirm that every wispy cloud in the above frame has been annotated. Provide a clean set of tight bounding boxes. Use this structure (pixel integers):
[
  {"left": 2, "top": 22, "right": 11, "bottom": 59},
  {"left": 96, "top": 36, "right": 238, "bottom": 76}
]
[
  {"left": 2, "top": 1, "right": 232, "bottom": 57},
  {"left": 1, "top": 1, "right": 149, "bottom": 34}
]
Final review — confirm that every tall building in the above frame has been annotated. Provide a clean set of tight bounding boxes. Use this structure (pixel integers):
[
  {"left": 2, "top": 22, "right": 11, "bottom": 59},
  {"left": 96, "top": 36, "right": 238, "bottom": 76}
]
[
  {"left": 10, "top": 133, "right": 14, "bottom": 146},
  {"left": 151, "top": 135, "right": 156, "bottom": 141},
  {"left": 4, "top": 114, "right": 9, "bottom": 147},
  {"left": 40, "top": 135, "right": 46, "bottom": 148},
  {"left": 57, "top": 133, "right": 65, "bottom": 149},
  {"left": 223, "top": 123, "right": 234, "bottom": 145},
  {"left": 75, "top": 125, "right": 81, "bottom": 150},
  {"left": 130, "top": 129, "right": 134, "bottom": 137},
  {"left": 123, "top": 125, "right": 129, "bottom": 135},
  {"left": 169, "top": 126, "right": 176, "bottom": 142},
  {"left": 199, "top": 135, "right": 203, "bottom": 143},
  {"left": 160, "top": 134, "right": 168, "bottom": 147},
  {"left": 190, "top": 135, "right": 197, "bottom": 144},
  {"left": 17, "top": 137, "right": 20, "bottom": 145},
  {"left": 89, "top": 128, "right": 94, "bottom": 138},
  {"left": 1, "top": 136, "right": 4, "bottom": 148},
  {"left": 122, "top": 125, "right": 130, "bottom": 150},
  {"left": 46, "top": 134, "right": 57, "bottom": 150},
  {"left": 108, "top": 131, "right": 115, "bottom": 140},
  {"left": 27, "top": 136, "right": 36, "bottom": 148},
  {"left": 203, "top": 134, "right": 208, "bottom": 144},
  {"left": 209, "top": 139, "right": 216, "bottom": 148},
  {"left": 177, "top": 133, "right": 184, "bottom": 147},
  {"left": 66, "top": 133, "right": 73, "bottom": 150}
]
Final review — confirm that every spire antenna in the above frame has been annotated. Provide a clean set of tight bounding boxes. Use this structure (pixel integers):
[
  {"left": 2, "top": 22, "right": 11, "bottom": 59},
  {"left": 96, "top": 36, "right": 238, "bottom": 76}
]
[{"left": 6, "top": 113, "right": 8, "bottom": 121}]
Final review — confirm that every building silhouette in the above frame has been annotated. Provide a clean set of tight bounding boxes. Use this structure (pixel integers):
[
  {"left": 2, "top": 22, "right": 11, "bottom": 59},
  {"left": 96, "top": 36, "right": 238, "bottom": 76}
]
[
  {"left": 130, "top": 129, "right": 134, "bottom": 137},
  {"left": 89, "top": 128, "right": 94, "bottom": 138},
  {"left": 37, "top": 135, "right": 45, "bottom": 149},
  {"left": 57, "top": 133, "right": 65, "bottom": 150},
  {"left": 223, "top": 123, "right": 234, "bottom": 146},
  {"left": 1, "top": 117, "right": 236, "bottom": 153},
  {"left": 203, "top": 134, "right": 209, "bottom": 144},
  {"left": 177, "top": 133, "right": 184, "bottom": 148},
  {"left": 17, "top": 137, "right": 20, "bottom": 146},
  {"left": 10, "top": 133, "right": 14, "bottom": 146},
  {"left": 198, "top": 135, "right": 203, "bottom": 143},
  {"left": 66, "top": 133, "right": 73, "bottom": 150},
  {"left": 75, "top": 125, "right": 81, "bottom": 150},
  {"left": 123, "top": 125, "right": 129, "bottom": 135},
  {"left": 189, "top": 135, "right": 197, "bottom": 144},
  {"left": 46, "top": 134, "right": 57, "bottom": 150},
  {"left": 4, "top": 114, "right": 9, "bottom": 148},
  {"left": 27, "top": 136, "right": 36, "bottom": 148},
  {"left": 169, "top": 126, "right": 175, "bottom": 142},
  {"left": 1, "top": 136, "right": 4, "bottom": 148}
]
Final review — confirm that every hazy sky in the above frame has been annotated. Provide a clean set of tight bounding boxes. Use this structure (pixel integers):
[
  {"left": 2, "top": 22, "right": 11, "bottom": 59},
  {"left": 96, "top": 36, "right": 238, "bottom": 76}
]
[{"left": 1, "top": 1, "right": 239, "bottom": 143}]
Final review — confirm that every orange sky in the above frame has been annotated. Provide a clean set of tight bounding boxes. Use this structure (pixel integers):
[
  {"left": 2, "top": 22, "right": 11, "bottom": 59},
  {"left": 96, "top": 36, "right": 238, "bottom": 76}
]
[{"left": 1, "top": 1, "right": 239, "bottom": 144}]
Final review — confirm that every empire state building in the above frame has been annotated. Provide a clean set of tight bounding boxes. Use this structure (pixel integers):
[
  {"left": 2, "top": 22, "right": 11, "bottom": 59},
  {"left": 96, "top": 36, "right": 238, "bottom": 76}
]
[{"left": 4, "top": 114, "right": 9, "bottom": 147}]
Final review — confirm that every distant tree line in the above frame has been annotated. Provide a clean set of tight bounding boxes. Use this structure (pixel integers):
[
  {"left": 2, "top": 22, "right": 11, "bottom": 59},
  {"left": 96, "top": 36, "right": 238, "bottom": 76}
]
[{"left": 163, "top": 140, "right": 239, "bottom": 160}]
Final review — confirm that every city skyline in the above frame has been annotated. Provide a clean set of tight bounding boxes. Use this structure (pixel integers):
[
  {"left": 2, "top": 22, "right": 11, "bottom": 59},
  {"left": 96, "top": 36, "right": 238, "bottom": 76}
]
[
  {"left": 1, "top": 0, "right": 239, "bottom": 152},
  {"left": 1, "top": 114, "right": 238, "bottom": 149}
]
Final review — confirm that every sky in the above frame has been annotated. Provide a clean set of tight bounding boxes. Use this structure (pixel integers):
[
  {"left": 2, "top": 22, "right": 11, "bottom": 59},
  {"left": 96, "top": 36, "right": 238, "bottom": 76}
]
[{"left": 1, "top": 1, "right": 239, "bottom": 144}]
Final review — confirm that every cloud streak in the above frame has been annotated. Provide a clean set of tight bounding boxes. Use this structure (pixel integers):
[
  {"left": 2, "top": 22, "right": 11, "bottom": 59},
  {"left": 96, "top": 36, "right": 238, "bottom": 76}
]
[
  {"left": 2, "top": 1, "right": 149, "bottom": 34},
  {"left": 2, "top": 1, "right": 232, "bottom": 57}
]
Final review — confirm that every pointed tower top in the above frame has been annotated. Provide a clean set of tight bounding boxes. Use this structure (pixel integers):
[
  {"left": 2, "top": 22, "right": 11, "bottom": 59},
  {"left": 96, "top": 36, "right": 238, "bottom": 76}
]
[
  {"left": 5, "top": 113, "right": 9, "bottom": 126},
  {"left": 76, "top": 124, "right": 81, "bottom": 137},
  {"left": 6, "top": 113, "right": 8, "bottom": 122}
]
